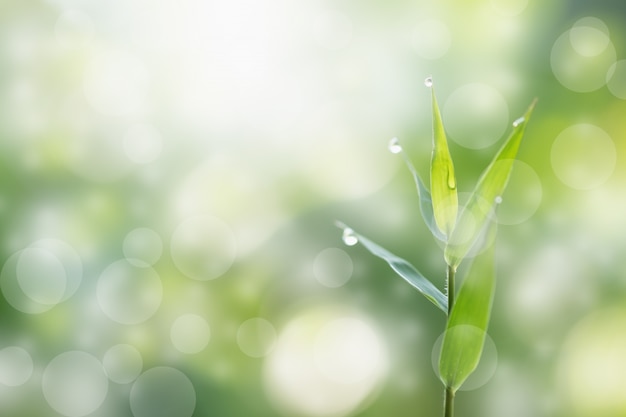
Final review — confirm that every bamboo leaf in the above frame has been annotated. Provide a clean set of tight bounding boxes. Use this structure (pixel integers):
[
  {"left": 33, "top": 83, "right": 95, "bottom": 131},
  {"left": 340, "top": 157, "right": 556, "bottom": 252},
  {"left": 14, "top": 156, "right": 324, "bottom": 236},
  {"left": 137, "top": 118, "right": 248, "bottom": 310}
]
[
  {"left": 389, "top": 138, "right": 446, "bottom": 242},
  {"left": 439, "top": 221, "right": 497, "bottom": 393},
  {"left": 429, "top": 85, "right": 458, "bottom": 238},
  {"left": 445, "top": 99, "right": 537, "bottom": 268},
  {"left": 337, "top": 222, "right": 447, "bottom": 313}
]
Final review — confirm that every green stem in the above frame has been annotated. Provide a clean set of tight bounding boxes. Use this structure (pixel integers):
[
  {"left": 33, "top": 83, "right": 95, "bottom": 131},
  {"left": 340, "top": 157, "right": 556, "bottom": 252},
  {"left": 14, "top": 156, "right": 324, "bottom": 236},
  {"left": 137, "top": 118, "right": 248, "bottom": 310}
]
[
  {"left": 444, "top": 386, "right": 454, "bottom": 417},
  {"left": 447, "top": 264, "right": 455, "bottom": 315}
]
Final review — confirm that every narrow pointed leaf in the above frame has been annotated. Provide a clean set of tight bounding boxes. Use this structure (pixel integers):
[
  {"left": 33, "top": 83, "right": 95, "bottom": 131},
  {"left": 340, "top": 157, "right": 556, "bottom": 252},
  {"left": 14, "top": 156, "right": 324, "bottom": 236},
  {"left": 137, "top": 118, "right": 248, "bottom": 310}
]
[
  {"left": 445, "top": 99, "right": 537, "bottom": 268},
  {"left": 395, "top": 146, "right": 447, "bottom": 242},
  {"left": 337, "top": 223, "right": 447, "bottom": 313},
  {"left": 439, "top": 221, "right": 497, "bottom": 393},
  {"left": 430, "top": 87, "right": 458, "bottom": 237}
]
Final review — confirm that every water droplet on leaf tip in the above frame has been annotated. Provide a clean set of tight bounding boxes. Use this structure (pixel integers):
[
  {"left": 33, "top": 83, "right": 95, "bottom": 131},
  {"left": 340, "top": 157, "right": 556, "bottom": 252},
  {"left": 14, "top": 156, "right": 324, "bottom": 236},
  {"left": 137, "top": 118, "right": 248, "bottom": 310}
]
[
  {"left": 495, "top": 196, "right": 503, "bottom": 204},
  {"left": 424, "top": 76, "right": 433, "bottom": 87},
  {"left": 512, "top": 117, "right": 525, "bottom": 127},
  {"left": 342, "top": 228, "right": 359, "bottom": 246},
  {"left": 388, "top": 137, "right": 403, "bottom": 154}
]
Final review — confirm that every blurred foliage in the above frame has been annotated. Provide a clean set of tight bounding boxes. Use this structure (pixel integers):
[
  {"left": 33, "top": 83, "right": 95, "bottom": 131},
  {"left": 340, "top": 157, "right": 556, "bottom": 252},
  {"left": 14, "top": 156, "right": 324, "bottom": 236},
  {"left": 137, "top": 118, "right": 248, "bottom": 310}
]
[{"left": 1, "top": 0, "right": 626, "bottom": 416}]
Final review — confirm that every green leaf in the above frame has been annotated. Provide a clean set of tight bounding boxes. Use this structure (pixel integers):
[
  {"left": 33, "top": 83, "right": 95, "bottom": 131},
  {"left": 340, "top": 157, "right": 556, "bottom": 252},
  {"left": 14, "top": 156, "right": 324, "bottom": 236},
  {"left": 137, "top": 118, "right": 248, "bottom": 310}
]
[
  {"left": 439, "top": 221, "right": 497, "bottom": 393},
  {"left": 444, "top": 99, "right": 537, "bottom": 268},
  {"left": 392, "top": 141, "right": 446, "bottom": 242},
  {"left": 430, "top": 87, "right": 458, "bottom": 238},
  {"left": 337, "top": 222, "right": 447, "bottom": 313}
]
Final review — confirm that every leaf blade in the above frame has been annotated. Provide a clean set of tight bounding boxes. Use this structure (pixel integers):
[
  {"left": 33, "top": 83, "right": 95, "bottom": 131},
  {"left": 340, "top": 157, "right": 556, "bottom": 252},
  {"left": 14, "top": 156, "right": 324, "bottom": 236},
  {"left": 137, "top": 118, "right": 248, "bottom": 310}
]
[
  {"left": 430, "top": 87, "right": 458, "bottom": 238},
  {"left": 445, "top": 99, "right": 537, "bottom": 268},
  {"left": 338, "top": 223, "right": 447, "bottom": 313},
  {"left": 439, "top": 221, "right": 497, "bottom": 392}
]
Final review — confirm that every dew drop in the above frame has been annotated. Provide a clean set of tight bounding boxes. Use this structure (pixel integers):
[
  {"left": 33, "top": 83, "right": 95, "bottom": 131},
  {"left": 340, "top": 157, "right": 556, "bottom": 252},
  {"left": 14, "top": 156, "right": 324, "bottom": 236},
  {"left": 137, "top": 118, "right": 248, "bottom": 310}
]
[
  {"left": 342, "top": 228, "right": 359, "bottom": 246},
  {"left": 447, "top": 166, "right": 457, "bottom": 189},
  {"left": 424, "top": 76, "right": 433, "bottom": 87},
  {"left": 388, "top": 137, "right": 403, "bottom": 154},
  {"left": 512, "top": 117, "right": 525, "bottom": 127},
  {"left": 495, "top": 196, "right": 503, "bottom": 204}
]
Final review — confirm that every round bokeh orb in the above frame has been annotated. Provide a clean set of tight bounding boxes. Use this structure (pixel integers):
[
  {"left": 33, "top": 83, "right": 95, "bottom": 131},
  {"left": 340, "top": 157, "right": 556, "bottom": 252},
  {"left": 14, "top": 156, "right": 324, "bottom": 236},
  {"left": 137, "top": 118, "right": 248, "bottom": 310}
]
[{"left": 130, "top": 367, "right": 196, "bottom": 417}]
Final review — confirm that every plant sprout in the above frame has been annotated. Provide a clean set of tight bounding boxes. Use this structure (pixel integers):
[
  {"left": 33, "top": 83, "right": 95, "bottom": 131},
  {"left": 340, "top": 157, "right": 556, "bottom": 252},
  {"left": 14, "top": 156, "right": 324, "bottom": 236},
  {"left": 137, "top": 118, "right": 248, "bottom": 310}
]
[{"left": 337, "top": 77, "right": 536, "bottom": 417}]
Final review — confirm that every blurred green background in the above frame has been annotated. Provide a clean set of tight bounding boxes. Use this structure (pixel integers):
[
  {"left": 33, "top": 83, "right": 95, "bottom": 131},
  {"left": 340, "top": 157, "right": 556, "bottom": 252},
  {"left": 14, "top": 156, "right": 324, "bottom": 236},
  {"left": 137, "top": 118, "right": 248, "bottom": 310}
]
[{"left": 1, "top": 0, "right": 626, "bottom": 416}]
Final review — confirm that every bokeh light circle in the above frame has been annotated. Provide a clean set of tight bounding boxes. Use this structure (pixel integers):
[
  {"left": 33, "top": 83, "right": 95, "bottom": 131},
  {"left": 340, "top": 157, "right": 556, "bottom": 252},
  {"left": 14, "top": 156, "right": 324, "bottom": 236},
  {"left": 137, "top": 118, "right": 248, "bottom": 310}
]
[
  {"left": 237, "top": 318, "right": 277, "bottom": 358},
  {"left": 443, "top": 83, "right": 509, "bottom": 149},
  {"left": 606, "top": 60, "right": 626, "bottom": 99},
  {"left": 1, "top": 239, "right": 82, "bottom": 314},
  {"left": 551, "top": 23, "right": 616, "bottom": 92},
  {"left": 313, "top": 247, "right": 353, "bottom": 288},
  {"left": 432, "top": 328, "right": 498, "bottom": 391},
  {"left": 123, "top": 227, "right": 163, "bottom": 267},
  {"left": 170, "top": 314, "right": 211, "bottom": 354},
  {"left": 412, "top": 20, "right": 452, "bottom": 60},
  {"left": 130, "top": 367, "right": 196, "bottom": 417},
  {"left": 16, "top": 247, "right": 66, "bottom": 305},
  {"left": 0, "top": 346, "right": 34, "bottom": 386},
  {"left": 54, "top": 10, "right": 94, "bottom": 48},
  {"left": 123, "top": 123, "right": 163, "bottom": 164},
  {"left": 570, "top": 17, "right": 610, "bottom": 57},
  {"left": 42, "top": 351, "right": 108, "bottom": 417},
  {"left": 170, "top": 215, "right": 237, "bottom": 281},
  {"left": 97, "top": 260, "right": 163, "bottom": 325},
  {"left": 496, "top": 160, "right": 543, "bottom": 225},
  {"left": 103, "top": 344, "right": 143, "bottom": 384},
  {"left": 490, "top": 0, "right": 529, "bottom": 16},
  {"left": 557, "top": 308, "right": 626, "bottom": 416},
  {"left": 83, "top": 49, "right": 149, "bottom": 117},
  {"left": 551, "top": 124, "right": 616, "bottom": 189},
  {"left": 263, "top": 308, "right": 388, "bottom": 417}
]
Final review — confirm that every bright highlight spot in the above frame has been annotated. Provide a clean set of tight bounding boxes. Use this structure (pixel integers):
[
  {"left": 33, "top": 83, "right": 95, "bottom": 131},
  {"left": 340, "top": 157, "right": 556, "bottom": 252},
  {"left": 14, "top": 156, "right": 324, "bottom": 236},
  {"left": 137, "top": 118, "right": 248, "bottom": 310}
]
[
  {"left": 557, "top": 308, "right": 626, "bottom": 416},
  {"left": 0, "top": 346, "right": 33, "bottom": 387},
  {"left": 42, "top": 351, "right": 108, "bottom": 417},
  {"left": 170, "top": 314, "right": 211, "bottom": 354},
  {"left": 103, "top": 344, "right": 143, "bottom": 384},
  {"left": 237, "top": 318, "right": 277, "bottom": 358},
  {"left": 606, "top": 60, "right": 626, "bottom": 99},
  {"left": 551, "top": 124, "right": 616, "bottom": 189},
  {"left": 263, "top": 308, "right": 388, "bottom": 417},
  {"left": 170, "top": 215, "right": 237, "bottom": 281},
  {"left": 123, "top": 227, "right": 163, "bottom": 267},
  {"left": 443, "top": 83, "right": 509, "bottom": 149},
  {"left": 570, "top": 17, "right": 610, "bottom": 56},
  {"left": 130, "top": 367, "right": 196, "bottom": 417},
  {"left": 412, "top": 20, "right": 452, "bottom": 60},
  {"left": 313, "top": 248, "right": 353, "bottom": 288},
  {"left": 97, "top": 260, "right": 163, "bottom": 325}
]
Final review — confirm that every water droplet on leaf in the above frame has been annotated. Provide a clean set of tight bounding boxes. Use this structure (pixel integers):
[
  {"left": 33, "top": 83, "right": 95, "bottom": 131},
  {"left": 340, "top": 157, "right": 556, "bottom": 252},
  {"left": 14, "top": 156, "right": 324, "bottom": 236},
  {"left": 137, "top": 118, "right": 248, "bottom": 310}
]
[
  {"left": 388, "top": 137, "right": 403, "bottom": 154},
  {"left": 495, "top": 196, "right": 503, "bottom": 204},
  {"left": 447, "top": 167, "right": 456, "bottom": 189},
  {"left": 342, "top": 228, "right": 359, "bottom": 246},
  {"left": 424, "top": 76, "right": 433, "bottom": 87},
  {"left": 512, "top": 117, "right": 525, "bottom": 127}
]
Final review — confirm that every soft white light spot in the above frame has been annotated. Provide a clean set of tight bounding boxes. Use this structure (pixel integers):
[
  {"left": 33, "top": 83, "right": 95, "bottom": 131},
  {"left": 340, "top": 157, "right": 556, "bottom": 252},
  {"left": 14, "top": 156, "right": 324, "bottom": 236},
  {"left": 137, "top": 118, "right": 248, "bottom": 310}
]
[
  {"left": 102, "top": 344, "right": 143, "bottom": 384},
  {"left": 443, "top": 83, "right": 509, "bottom": 149},
  {"left": 170, "top": 314, "right": 211, "bottom": 354},
  {"left": 313, "top": 248, "right": 353, "bottom": 288},
  {"left": 237, "top": 318, "right": 277, "bottom": 358},
  {"left": 170, "top": 215, "right": 237, "bottom": 281},
  {"left": 606, "top": 60, "right": 626, "bottom": 99},
  {"left": 263, "top": 308, "right": 388, "bottom": 417},
  {"left": 0, "top": 346, "right": 33, "bottom": 386},
  {"left": 123, "top": 227, "right": 163, "bottom": 267},
  {"left": 97, "top": 260, "right": 163, "bottom": 325},
  {"left": 83, "top": 49, "right": 149, "bottom": 117},
  {"left": 412, "top": 20, "right": 452, "bottom": 60},
  {"left": 130, "top": 367, "right": 196, "bottom": 417},
  {"left": 570, "top": 17, "right": 610, "bottom": 57},
  {"left": 123, "top": 123, "right": 163, "bottom": 164},
  {"left": 16, "top": 248, "right": 66, "bottom": 305},
  {"left": 54, "top": 10, "right": 94, "bottom": 48},
  {"left": 551, "top": 124, "right": 616, "bottom": 189},
  {"left": 551, "top": 27, "right": 616, "bottom": 92},
  {"left": 42, "top": 351, "right": 108, "bottom": 417}
]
